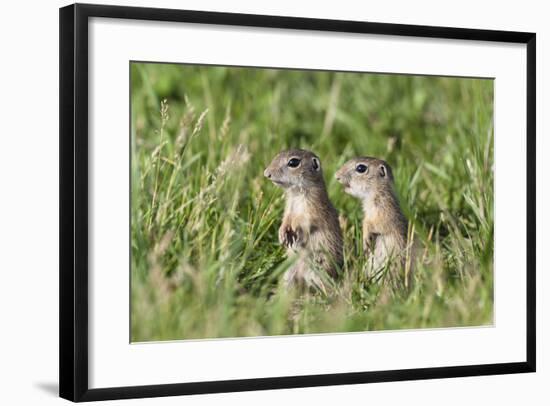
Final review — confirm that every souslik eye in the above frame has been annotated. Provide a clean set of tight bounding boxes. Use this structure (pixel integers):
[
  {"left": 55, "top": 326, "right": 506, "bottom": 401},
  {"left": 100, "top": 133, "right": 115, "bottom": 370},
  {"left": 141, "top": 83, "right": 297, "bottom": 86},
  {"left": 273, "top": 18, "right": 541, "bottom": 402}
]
[
  {"left": 287, "top": 158, "right": 301, "bottom": 168},
  {"left": 355, "top": 164, "right": 368, "bottom": 173}
]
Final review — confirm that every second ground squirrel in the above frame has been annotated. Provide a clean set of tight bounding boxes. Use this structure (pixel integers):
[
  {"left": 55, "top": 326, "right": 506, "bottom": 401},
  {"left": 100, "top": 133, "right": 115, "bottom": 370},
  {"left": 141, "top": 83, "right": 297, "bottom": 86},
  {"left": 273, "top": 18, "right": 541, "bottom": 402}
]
[{"left": 335, "top": 157, "right": 411, "bottom": 287}]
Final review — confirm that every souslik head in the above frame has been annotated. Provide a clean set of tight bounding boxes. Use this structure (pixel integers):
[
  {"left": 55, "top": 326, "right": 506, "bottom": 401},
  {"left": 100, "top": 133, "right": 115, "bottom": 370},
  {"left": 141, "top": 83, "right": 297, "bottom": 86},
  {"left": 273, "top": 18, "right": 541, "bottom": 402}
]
[
  {"left": 335, "top": 157, "right": 395, "bottom": 198},
  {"left": 263, "top": 149, "right": 324, "bottom": 190}
]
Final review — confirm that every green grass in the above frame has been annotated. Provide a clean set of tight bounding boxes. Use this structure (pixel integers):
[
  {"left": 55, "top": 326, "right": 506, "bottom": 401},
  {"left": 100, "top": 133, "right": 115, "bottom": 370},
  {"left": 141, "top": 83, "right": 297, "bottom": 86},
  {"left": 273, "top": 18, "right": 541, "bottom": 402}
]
[{"left": 130, "top": 63, "right": 494, "bottom": 341}]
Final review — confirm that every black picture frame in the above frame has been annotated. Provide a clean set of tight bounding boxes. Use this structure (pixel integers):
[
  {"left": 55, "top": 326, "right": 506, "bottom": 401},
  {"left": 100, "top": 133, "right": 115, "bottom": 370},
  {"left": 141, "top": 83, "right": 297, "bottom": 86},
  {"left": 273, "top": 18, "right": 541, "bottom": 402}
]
[{"left": 59, "top": 3, "right": 536, "bottom": 402}]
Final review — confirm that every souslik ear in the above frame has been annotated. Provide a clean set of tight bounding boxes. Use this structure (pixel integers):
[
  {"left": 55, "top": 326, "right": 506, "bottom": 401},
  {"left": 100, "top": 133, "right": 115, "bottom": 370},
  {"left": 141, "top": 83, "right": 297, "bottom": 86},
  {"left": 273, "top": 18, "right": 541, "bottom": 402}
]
[
  {"left": 312, "top": 157, "right": 321, "bottom": 171},
  {"left": 378, "top": 164, "right": 387, "bottom": 178}
]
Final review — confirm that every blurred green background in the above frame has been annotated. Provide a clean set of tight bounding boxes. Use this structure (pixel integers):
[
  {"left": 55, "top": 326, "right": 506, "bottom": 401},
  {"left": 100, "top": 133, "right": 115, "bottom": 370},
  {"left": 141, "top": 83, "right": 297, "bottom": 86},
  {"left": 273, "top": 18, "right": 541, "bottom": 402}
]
[{"left": 131, "top": 63, "right": 494, "bottom": 341}]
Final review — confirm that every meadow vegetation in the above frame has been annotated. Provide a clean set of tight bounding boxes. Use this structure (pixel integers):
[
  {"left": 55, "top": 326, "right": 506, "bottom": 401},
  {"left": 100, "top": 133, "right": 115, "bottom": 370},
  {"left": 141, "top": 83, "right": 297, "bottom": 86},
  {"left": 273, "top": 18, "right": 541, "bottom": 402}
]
[{"left": 130, "top": 63, "right": 494, "bottom": 341}]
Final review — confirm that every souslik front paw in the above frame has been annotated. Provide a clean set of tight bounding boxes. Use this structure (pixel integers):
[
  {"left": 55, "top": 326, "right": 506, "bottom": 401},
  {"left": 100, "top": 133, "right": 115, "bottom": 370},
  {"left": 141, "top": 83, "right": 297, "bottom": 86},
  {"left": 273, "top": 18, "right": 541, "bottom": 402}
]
[
  {"left": 363, "top": 232, "right": 378, "bottom": 254},
  {"left": 279, "top": 224, "right": 292, "bottom": 247},
  {"left": 279, "top": 225, "right": 301, "bottom": 248}
]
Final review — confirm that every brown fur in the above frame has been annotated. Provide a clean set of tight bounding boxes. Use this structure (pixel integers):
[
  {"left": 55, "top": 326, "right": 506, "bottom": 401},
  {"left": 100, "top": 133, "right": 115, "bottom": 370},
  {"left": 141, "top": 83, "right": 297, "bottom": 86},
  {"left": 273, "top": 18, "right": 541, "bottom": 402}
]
[
  {"left": 335, "top": 157, "right": 410, "bottom": 288},
  {"left": 264, "top": 149, "right": 343, "bottom": 290}
]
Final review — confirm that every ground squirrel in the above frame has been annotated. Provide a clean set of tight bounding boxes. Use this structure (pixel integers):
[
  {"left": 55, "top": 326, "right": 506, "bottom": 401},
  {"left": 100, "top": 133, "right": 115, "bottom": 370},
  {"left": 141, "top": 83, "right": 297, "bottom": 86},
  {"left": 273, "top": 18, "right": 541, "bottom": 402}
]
[
  {"left": 335, "top": 157, "right": 411, "bottom": 287},
  {"left": 264, "top": 149, "right": 343, "bottom": 290}
]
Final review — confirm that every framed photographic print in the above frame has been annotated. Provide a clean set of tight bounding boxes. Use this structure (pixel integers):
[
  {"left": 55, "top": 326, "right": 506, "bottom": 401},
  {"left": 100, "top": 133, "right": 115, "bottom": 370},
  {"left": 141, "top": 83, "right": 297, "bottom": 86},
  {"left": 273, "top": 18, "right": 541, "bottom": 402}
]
[{"left": 59, "top": 3, "right": 536, "bottom": 402}]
